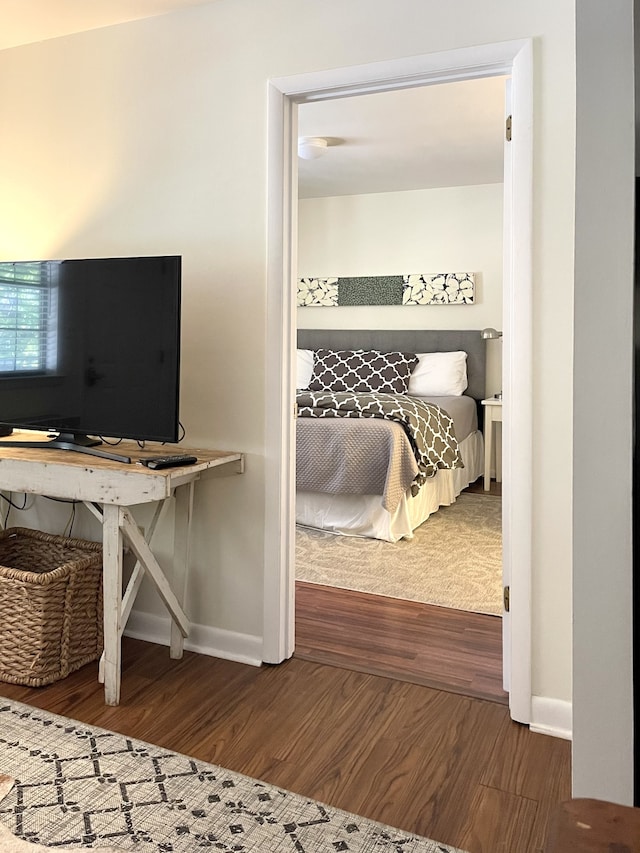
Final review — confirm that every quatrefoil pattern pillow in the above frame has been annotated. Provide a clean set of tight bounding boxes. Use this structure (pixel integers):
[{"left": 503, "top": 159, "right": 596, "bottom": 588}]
[{"left": 308, "top": 349, "right": 418, "bottom": 394}]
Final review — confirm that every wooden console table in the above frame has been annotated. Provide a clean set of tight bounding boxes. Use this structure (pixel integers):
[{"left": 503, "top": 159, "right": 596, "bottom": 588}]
[{"left": 0, "top": 439, "right": 244, "bottom": 705}]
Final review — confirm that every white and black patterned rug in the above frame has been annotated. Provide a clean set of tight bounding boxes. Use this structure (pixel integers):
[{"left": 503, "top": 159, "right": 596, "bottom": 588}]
[{"left": 0, "top": 698, "right": 466, "bottom": 853}]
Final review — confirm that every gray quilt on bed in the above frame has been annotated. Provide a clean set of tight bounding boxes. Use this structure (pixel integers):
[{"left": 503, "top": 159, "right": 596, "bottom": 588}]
[{"left": 295, "top": 390, "right": 462, "bottom": 512}]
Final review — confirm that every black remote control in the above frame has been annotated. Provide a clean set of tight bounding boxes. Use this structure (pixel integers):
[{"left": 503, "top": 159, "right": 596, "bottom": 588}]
[{"left": 141, "top": 454, "right": 198, "bottom": 469}]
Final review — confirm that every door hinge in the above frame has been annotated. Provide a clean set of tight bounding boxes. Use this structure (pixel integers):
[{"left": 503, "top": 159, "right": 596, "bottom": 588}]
[
  {"left": 503, "top": 585, "right": 510, "bottom": 612},
  {"left": 505, "top": 115, "right": 512, "bottom": 142}
]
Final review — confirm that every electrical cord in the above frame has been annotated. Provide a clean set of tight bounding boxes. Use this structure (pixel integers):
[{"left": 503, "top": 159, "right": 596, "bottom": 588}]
[
  {"left": 43, "top": 496, "right": 81, "bottom": 537},
  {"left": 98, "top": 421, "right": 185, "bottom": 449},
  {"left": 1, "top": 492, "right": 84, "bottom": 538},
  {"left": 0, "top": 492, "right": 31, "bottom": 527}
]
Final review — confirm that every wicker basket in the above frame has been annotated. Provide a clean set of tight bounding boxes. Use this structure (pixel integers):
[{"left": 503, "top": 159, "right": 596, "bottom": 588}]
[{"left": 0, "top": 527, "right": 103, "bottom": 686}]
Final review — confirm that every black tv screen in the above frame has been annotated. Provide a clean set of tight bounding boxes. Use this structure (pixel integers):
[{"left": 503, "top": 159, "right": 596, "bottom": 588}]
[{"left": 0, "top": 255, "right": 181, "bottom": 452}]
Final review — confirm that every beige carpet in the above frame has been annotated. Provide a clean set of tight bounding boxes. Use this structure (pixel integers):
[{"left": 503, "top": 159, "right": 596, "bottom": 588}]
[{"left": 296, "top": 492, "right": 502, "bottom": 615}]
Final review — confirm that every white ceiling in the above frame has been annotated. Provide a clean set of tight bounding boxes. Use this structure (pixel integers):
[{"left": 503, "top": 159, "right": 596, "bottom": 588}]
[
  {"left": 0, "top": 2, "right": 507, "bottom": 200},
  {"left": 297, "top": 76, "right": 508, "bottom": 199}
]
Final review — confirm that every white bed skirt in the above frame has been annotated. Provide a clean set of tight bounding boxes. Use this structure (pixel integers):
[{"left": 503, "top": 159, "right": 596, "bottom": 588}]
[{"left": 296, "top": 430, "right": 484, "bottom": 542}]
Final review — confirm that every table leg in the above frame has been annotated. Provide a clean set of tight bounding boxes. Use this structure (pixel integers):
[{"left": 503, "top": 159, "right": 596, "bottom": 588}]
[
  {"left": 101, "top": 504, "right": 123, "bottom": 706},
  {"left": 495, "top": 421, "right": 502, "bottom": 483},
  {"left": 120, "top": 508, "right": 190, "bottom": 642},
  {"left": 171, "top": 481, "right": 195, "bottom": 659}
]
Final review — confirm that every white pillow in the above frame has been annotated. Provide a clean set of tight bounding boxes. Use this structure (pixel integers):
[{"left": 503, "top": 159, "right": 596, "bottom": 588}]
[
  {"left": 296, "top": 349, "right": 314, "bottom": 389},
  {"left": 408, "top": 351, "right": 468, "bottom": 397}
]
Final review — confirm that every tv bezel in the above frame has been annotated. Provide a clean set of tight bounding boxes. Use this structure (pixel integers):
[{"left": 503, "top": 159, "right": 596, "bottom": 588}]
[{"left": 0, "top": 254, "right": 182, "bottom": 462}]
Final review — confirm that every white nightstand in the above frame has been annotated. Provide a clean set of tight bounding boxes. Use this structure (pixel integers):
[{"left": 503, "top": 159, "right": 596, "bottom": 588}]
[{"left": 481, "top": 397, "right": 502, "bottom": 491}]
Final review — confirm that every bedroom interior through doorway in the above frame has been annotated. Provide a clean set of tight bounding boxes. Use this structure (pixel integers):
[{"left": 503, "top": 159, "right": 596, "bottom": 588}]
[{"left": 296, "top": 78, "right": 504, "bottom": 676}]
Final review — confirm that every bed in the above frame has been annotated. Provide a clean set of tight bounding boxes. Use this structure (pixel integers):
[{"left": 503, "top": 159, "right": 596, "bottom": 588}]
[{"left": 295, "top": 329, "right": 486, "bottom": 542}]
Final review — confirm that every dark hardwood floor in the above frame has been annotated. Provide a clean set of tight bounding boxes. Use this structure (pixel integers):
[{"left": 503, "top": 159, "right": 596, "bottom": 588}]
[
  {"left": 294, "top": 478, "right": 506, "bottom": 704},
  {"left": 465, "top": 477, "right": 502, "bottom": 497},
  {"left": 295, "top": 581, "right": 507, "bottom": 704},
  {"left": 0, "top": 480, "right": 567, "bottom": 853},
  {"left": 0, "top": 637, "right": 571, "bottom": 853}
]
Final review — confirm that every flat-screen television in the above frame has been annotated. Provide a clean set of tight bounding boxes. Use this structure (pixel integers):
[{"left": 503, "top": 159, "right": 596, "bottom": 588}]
[{"left": 0, "top": 255, "right": 181, "bottom": 462}]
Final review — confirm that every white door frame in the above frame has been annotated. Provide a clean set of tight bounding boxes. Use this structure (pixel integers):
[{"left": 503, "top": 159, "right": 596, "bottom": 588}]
[{"left": 264, "top": 39, "right": 533, "bottom": 723}]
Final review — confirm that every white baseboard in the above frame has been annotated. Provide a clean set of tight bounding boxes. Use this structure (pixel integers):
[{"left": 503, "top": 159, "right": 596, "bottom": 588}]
[
  {"left": 124, "top": 613, "right": 573, "bottom": 741},
  {"left": 530, "top": 695, "right": 572, "bottom": 740},
  {"left": 124, "top": 610, "right": 263, "bottom": 668}
]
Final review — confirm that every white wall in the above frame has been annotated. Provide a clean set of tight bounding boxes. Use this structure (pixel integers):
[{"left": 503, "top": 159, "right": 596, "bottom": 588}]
[
  {"left": 572, "top": 0, "right": 635, "bottom": 805},
  {"left": 298, "top": 184, "right": 503, "bottom": 395},
  {"left": 0, "top": 0, "right": 633, "bottom": 802}
]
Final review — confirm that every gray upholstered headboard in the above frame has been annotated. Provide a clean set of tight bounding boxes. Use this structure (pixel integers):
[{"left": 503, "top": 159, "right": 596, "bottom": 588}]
[{"left": 296, "top": 329, "right": 486, "bottom": 402}]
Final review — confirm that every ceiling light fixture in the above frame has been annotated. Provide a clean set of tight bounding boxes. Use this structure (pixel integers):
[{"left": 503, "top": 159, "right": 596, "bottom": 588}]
[{"left": 297, "top": 136, "right": 328, "bottom": 160}]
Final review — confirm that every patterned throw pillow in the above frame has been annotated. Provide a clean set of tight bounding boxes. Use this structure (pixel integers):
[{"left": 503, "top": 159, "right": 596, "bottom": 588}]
[{"left": 308, "top": 349, "right": 418, "bottom": 394}]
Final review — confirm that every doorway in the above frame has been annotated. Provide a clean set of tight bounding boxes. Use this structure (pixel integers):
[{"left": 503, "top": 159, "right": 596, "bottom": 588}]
[
  {"left": 294, "top": 77, "right": 504, "bottom": 625},
  {"left": 264, "top": 38, "right": 533, "bottom": 724}
]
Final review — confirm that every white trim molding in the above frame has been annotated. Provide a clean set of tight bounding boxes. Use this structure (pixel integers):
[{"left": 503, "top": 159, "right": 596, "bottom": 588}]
[
  {"left": 125, "top": 610, "right": 263, "bottom": 668},
  {"left": 264, "top": 39, "right": 534, "bottom": 724},
  {"left": 530, "top": 696, "right": 573, "bottom": 741},
  {"left": 501, "top": 38, "right": 534, "bottom": 725}
]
